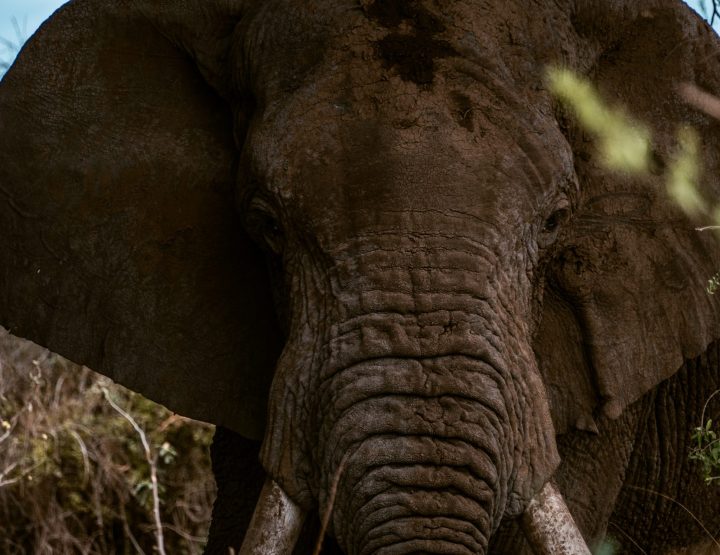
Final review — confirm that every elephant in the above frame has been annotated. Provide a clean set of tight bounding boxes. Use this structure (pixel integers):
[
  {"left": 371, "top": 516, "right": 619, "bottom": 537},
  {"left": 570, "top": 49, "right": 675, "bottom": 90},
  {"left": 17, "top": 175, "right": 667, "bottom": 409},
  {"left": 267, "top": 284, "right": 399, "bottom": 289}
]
[{"left": 2, "top": 0, "right": 720, "bottom": 553}]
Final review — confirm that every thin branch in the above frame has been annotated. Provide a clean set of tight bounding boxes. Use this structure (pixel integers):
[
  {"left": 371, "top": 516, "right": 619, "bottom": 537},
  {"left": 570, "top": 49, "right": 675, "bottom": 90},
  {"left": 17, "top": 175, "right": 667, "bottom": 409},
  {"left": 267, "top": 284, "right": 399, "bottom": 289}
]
[
  {"left": 626, "top": 486, "right": 720, "bottom": 550},
  {"left": 0, "top": 422, "right": 14, "bottom": 444},
  {"left": 608, "top": 521, "right": 647, "bottom": 554},
  {"left": 678, "top": 83, "right": 720, "bottom": 121},
  {"left": 67, "top": 429, "right": 90, "bottom": 485},
  {"left": 162, "top": 523, "right": 208, "bottom": 543},
  {"left": 102, "top": 388, "right": 166, "bottom": 555},
  {"left": 700, "top": 389, "right": 720, "bottom": 432},
  {"left": 312, "top": 452, "right": 350, "bottom": 555},
  {"left": 0, "top": 462, "right": 19, "bottom": 487},
  {"left": 123, "top": 518, "right": 147, "bottom": 555},
  {"left": 119, "top": 498, "right": 147, "bottom": 555},
  {"left": 0, "top": 461, "right": 43, "bottom": 488}
]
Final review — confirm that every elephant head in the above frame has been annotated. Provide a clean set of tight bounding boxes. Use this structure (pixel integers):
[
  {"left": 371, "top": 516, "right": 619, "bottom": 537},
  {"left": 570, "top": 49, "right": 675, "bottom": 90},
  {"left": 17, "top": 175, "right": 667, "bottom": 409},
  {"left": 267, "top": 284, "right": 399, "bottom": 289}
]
[{"left": 2, "top": 0, "right": 720, "bottom": 553}]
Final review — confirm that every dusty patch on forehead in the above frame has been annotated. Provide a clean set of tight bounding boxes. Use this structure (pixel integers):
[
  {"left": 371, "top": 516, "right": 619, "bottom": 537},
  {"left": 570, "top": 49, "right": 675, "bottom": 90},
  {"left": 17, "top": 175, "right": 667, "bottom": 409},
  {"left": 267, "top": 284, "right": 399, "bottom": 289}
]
[
  {"left": 362, "top": 0, "right": 458, "bottom": 85},
  {"left": 363, "top": 0, "right": 444, "bottom": 31}
]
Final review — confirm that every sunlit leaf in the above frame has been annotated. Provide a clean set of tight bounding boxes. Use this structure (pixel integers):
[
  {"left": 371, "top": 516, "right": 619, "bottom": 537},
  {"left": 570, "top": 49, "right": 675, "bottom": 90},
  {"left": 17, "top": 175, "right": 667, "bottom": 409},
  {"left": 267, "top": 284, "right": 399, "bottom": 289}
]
[
  {"left": 667, "top": 127, "right": 704, "bottom": 217},
  {"left": 547, "top": 67, "right": 651, "bottom": 173}
]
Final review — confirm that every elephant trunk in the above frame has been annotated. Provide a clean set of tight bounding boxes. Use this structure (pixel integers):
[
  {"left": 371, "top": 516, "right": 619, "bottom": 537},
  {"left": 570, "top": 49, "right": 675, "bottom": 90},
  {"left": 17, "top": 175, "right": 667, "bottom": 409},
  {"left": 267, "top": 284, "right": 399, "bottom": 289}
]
[
  {"left": 322, "top": 355, "right": 509, "bottom": 554},
  {"left": 258, "top": 237, "right": 567, "bottom": 553},
  {"left": 315, "top": 334, "right": 577, "bottom": 555}
]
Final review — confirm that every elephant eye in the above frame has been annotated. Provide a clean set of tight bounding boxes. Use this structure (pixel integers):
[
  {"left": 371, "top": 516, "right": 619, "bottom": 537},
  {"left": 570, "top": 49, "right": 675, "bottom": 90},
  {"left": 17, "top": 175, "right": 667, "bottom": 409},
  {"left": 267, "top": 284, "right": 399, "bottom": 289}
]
[
  {"left": 259, "top": 216, "right": 284, "bottom": 254},
  {"left": 543, "top": 208, "right": 569, "bottom": 233},
  {"left": 246, "top": 197, "right": 285, "bottom": 255},
  {"left": 540, "top": 206, "right": 570, "bottom": 245}
]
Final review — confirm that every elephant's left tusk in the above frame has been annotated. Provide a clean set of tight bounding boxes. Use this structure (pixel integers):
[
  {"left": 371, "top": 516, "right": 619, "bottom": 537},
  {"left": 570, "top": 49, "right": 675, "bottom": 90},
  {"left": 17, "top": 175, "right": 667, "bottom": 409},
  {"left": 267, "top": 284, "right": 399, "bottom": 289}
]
[
  {"left": 521, "top": 481, "right": 592, "bottom": 555},
  {"left": 239, "top": 478, "right": 305, "bottom": 555}
]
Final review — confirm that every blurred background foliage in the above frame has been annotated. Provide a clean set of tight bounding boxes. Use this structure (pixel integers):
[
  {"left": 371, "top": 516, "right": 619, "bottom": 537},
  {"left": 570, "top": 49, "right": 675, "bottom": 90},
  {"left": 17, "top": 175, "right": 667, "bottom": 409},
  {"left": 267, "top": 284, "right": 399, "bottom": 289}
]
[
  {"left": 0, "top": 330, "right": 216, "bottom": 554},
  {"left": 547, "top": 68, "right": 711, "bottom": 223},
  {"left": 0, "top": 7, "right": 219, "bottom": 554}
]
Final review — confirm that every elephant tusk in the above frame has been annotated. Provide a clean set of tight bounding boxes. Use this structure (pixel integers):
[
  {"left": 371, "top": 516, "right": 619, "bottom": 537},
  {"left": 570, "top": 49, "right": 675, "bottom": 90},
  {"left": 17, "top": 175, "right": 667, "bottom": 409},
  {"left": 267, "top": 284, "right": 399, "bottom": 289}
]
[
  {"left": 239, "top": 478, "right": 305, "bottom": 555},
  {"left": 521, "top": 481, "right": 592, "bottom": 555}
]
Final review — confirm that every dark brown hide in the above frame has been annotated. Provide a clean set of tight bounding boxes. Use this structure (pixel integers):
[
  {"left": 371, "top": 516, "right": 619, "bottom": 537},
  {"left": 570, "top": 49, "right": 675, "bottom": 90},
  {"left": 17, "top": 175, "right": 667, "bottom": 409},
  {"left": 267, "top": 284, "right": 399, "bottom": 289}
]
[
  {"left": 2, "top": 0, "right": 720, "bottom": 553},
  {"left": 536, "top": 4, "right": 720, "bottom": 433},
  {"left": 0, "top": 0, "right": 282, "bottom": 440}
]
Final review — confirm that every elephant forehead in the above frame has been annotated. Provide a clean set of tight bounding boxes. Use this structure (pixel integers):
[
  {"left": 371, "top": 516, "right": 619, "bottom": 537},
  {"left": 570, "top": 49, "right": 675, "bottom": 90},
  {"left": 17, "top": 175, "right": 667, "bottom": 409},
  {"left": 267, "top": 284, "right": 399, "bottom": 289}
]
[
  {"left": 241, "top": 0, "right": 575, "bottom": 241},
  {"left": 241, "top": 0, "right": 574, "bottom": 94},
  {"left": 249, "top": 100, "right": 569, "bottom": 252},
  {"left": 249, "top": 64, "right": 572, "bottom": 211}
]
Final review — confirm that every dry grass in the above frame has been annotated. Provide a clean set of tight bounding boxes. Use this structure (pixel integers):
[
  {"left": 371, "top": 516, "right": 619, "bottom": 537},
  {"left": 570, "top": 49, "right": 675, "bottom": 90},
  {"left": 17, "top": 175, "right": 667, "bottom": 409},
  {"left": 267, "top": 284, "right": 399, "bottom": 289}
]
[{"left": 0, "top": 328, "right": 216, "bottom": 554}]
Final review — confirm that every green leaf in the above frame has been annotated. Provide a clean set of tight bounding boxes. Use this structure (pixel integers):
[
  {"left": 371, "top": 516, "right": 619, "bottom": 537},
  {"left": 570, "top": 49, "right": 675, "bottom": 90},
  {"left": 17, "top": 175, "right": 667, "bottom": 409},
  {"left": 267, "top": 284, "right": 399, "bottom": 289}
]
[
  {"left": 546, "top": 67, "right": 651, "bottom": 173},
  {"left": 667, "top": 127, "right": 705, "bottom": 217}
]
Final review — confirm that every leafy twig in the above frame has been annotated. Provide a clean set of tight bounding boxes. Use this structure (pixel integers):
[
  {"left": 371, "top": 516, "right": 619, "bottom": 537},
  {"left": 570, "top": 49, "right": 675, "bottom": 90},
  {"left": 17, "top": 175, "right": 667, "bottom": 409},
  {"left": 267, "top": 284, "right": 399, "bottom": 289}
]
[{"left": 690, "top": 389, "right": 720, "bottom": 482}]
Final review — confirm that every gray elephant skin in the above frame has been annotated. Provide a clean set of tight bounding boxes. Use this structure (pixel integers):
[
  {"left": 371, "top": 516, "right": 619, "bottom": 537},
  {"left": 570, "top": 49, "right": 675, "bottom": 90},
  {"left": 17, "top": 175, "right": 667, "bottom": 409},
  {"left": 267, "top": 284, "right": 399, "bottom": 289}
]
[{"left": 1, "top": 0, "right": 720, "bottom": 553}]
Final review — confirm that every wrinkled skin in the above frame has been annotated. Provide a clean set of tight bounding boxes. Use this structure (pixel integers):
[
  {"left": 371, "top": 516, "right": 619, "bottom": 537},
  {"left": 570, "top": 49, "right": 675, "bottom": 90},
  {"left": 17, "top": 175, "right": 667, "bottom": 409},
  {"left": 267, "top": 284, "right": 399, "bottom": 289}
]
[{"left": 1, "top": 0, "right": 720, "bottom": 553}]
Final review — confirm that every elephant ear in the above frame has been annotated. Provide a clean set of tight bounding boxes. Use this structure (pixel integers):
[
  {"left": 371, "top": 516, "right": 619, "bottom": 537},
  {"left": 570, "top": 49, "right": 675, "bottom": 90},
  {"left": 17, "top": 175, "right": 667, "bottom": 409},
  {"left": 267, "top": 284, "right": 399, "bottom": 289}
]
[
  {"left": 0, "top": 0, "right": 281, "bottom": 440},
  {"left": 536, "top": 3, "right": 720, "bottom": 434}
]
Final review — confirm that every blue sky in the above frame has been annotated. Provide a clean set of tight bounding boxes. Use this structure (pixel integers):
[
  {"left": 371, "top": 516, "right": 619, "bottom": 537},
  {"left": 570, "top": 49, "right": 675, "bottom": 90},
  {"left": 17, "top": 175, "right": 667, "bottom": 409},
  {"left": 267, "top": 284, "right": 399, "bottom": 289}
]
[
  {"left": 0, "top": 0, "right": 66, "bottom": 51},
  {"left": 0, "top": 0, "right": 717, "bottom": 70}
]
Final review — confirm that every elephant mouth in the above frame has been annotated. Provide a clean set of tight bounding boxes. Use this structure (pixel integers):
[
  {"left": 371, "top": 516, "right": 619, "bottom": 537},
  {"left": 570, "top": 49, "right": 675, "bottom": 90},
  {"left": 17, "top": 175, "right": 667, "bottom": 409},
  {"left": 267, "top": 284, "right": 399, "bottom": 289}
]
[{"left": 237, "top": 478, "right": 592, "bottom": 554}]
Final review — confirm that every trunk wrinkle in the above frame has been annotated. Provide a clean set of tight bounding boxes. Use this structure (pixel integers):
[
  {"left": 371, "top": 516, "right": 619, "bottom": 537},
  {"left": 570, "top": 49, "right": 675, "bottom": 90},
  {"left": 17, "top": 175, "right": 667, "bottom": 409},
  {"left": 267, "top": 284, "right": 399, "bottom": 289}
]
[
  {"left": 346, "top": 465, "right": 496, "bottom": 520},
  {"left": 354, "top": 502, "right": 489, "bottom": 555},
  {"left": 366, "top": 516, "right": 488, "bottom": 550}
]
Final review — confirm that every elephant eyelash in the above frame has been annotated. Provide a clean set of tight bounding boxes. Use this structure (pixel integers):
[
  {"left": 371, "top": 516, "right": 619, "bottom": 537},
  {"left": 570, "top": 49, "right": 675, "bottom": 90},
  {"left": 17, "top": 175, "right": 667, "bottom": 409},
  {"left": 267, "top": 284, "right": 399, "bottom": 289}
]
[
  {"left": 538, "top": 204, "right": 571, "bottom": 249},
  {"left": 246, "top": 197, "right": 285, "bottom": 255},
  {"left": 543, "top": 207, "right": 570, "bottom": 233}
]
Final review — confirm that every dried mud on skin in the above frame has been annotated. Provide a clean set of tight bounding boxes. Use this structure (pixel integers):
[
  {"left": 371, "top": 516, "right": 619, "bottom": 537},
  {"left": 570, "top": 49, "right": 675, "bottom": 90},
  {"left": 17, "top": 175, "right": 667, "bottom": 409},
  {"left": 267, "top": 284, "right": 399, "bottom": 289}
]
[{"left": 364, "top": 0, "right": 458, "bottom": 84}]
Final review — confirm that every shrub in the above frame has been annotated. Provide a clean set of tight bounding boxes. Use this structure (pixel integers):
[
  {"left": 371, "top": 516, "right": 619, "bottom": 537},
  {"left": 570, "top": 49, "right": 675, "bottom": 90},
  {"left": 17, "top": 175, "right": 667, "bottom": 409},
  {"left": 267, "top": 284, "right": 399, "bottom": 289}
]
[{"left": 0, "top": 329, "right": 216, "bottom": 554}]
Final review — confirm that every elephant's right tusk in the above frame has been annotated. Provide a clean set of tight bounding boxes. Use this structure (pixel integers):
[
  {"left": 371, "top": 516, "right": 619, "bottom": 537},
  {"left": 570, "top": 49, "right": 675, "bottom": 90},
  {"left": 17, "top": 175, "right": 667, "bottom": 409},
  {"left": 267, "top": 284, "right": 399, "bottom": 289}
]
[
  {"left": 239, "top": 478, "right": 305, "bottom": 555},
  {"left": 521, "top": 481, "right": 592, "bottom": 555}
]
